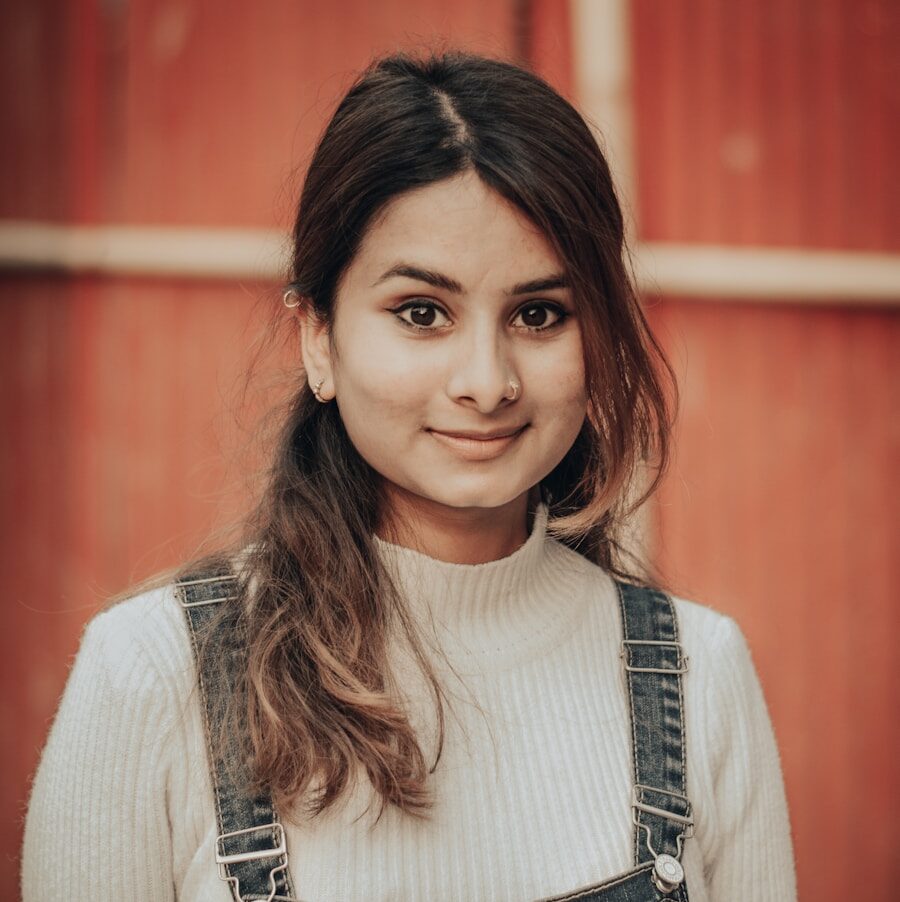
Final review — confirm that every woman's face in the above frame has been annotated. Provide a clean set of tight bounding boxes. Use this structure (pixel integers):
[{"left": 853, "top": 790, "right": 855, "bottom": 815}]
[{"left": 300, "top": 170, "right": 587, "bottom": 523}]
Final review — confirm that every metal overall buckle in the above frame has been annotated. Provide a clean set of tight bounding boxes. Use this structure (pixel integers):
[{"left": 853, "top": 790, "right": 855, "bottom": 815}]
[
  {"left": 631, "top": 784, "right": 694, "bottom": 895},
  {"left": 215, "top": 822, "right": 289, "bottom": 902},
  {"left": 177, "top": 572, "right": 239, "bottom": 608},
  {"left": 620, "top": 639, "right": 689, "bottom": 674},
  {"left": 177, "top": 573, "right": 237, "bottom": 608}
]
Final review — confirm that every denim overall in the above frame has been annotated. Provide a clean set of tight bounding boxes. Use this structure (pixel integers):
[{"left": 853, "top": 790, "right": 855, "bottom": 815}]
[{"left": 177, "top": 570, "right": 693, "bottom": 902}]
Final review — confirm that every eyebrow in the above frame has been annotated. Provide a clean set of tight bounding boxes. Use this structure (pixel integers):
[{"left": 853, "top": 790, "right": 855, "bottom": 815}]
[{"left": 371, "top": 263, "right": 569, "bottom": 297}]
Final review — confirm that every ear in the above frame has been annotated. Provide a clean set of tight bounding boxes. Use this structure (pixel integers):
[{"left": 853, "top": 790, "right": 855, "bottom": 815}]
[{"left": 295, "top": 298, "right": 334, "bottom": 400}]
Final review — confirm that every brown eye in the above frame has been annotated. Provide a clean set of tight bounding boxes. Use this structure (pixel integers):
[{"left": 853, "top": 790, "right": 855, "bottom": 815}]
[
  {"left": 519, "top": 305, "right": 550, "bottom": 328},
  {"left": 515, "top": 303, "right": 568, "bottom": 332},
  {"left": 393, "top": 301, "right": 449, "bottom": 331},
  {"left": 409, "top": 305, "right": 437, "bottom": 327}
]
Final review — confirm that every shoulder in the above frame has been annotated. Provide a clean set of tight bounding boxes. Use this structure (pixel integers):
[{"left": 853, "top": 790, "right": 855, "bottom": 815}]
[
  {"left": 35, "top": 582, "right": 204, "bottom": 773},
  {"left": 547, "top": 543, "right": 751, "bottom": 678},
  {"left": 665, "top": 591, "right": 774, "bottom": 760},
  {"left": 80, "top": 581, "right": 197, "bottom": 704},
  {"left": 550, "top": 539, "right": 742, "bottom": 650},
  {"left": 665, "top": 591, "right": 758, "bottom": 698},
  {"left": 668, "top": 592, "right": 745, "bottom": 658},
  {"left": 569, "top": 554, "right": 755, "bottom": 685}
]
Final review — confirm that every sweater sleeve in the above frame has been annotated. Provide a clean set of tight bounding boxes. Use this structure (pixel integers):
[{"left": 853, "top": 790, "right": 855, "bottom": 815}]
[
  {"left": 701, "top": 614, "right": 798, "bottom": 900},
  {"left": 21, "top": 606, "right": 178, "bottom": 901}
]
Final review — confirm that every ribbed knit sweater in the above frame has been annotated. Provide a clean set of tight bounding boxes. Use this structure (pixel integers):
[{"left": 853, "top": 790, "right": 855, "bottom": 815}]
[{"left": 21, "top": 501, "right": 797, "bottom": 900}]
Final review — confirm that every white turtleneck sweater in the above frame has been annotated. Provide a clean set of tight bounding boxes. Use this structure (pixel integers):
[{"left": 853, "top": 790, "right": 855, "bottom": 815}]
[{"left": 21, "top": 502, "right": 797, "bottom": 901}]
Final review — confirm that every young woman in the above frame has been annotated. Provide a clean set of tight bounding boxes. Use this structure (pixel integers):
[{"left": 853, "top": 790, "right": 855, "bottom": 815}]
[{"left": 21, "top": 50, "right": 797, "bottom": 901}]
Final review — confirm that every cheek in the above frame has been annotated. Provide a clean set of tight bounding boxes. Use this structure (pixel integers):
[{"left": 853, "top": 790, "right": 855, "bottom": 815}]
[
  {"left": 333, "top": 347, "right": 435, "bottom": 457},
  {"left": 334, "top": 323, "right": 430, "bottom": 411},
  {"left": 342, "top": 361, "right": 430, "bottom": 421},
  {"left": 528, "top": 338, "right": 587, "bottom": 411}
]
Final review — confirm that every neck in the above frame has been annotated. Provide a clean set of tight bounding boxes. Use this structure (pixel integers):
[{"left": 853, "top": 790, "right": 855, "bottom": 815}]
[
  {"left": 372, "top": 497, "right": 589, "bottom": 674},
  {"left": 375, "top": 486, "right": 539, "bottom": 564}
]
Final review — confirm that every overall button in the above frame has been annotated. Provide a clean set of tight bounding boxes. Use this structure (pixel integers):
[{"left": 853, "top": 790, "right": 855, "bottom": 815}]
[{"left": 651, "top": 853, "right": 684, "bottom": 894}]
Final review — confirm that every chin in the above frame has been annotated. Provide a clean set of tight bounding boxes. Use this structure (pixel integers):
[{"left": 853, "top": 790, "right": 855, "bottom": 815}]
[{"left": 417, "top": 483, "right": 527, "bottom": 511}]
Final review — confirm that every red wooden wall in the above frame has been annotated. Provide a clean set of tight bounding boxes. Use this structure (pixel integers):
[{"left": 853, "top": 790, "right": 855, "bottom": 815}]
[
  {"left": 631, "top": 1, "right": 899, "bottom": 898},
  {"left": 3, "top": 1, "right": 897, "bottom": 899}
]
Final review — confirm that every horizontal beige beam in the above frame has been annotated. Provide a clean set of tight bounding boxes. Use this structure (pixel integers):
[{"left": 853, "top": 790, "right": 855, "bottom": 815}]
[
  {"left": 0, "top": 221, "right": 288, "bottom": 281},
  {"left": 0, "top": 221, "right": 897, "bottom": 303},
  {"left": 635, "top": 242, "right": 900, "bottom": 304}
]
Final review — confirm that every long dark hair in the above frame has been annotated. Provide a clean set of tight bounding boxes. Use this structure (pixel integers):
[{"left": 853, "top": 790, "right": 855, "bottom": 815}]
[{"left": 118, "top": 48, "right": 677, "bottom": 826}]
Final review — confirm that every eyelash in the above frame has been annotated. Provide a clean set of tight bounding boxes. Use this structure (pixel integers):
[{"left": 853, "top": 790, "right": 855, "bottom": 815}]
[{"left": 391, "top": 300, "right": 570, "bottom": 333}]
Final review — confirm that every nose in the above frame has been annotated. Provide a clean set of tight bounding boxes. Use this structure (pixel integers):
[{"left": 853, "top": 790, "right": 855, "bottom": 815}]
[{"left": 444, "top": 325, "right": 518, "bottom": 413}]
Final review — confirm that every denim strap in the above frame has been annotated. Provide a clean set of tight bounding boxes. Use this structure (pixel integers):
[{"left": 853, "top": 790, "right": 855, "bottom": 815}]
[
  {"left": 177, "top": 567, "right": 297, "bottom": 902},
  {"left": 616, "top": 581, "right": 693, "bottom": 885}
]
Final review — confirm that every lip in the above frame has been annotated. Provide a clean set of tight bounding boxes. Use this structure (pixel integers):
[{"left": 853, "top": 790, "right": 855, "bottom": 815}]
[
  {"left": 432, "top": 426, "right": 527, "bottom": 440},
  {"left": 428, "top": 425, "right": 528, "bottom": 461}
]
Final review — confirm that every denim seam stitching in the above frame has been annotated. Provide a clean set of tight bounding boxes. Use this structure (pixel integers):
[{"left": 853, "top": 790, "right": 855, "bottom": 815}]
[
  {"left": 670, "top": 593, "right": 688, "bottom": 797},
  {"left": 543, "top": 862, "right": 655, "bottom": 900},
  {"left": 176, "top": 582, "right": 231, "bottom": 886},
  {"left": 614, "top": 579, "right": 642, "bottom": 865},
  {"left": 178, "top": 584, "right": 222, "bottom": 832}
]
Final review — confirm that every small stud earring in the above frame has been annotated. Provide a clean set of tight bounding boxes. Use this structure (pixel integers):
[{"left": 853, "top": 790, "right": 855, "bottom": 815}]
[
  {"left": 283, "top": 288, "right": 301, "bottom": 308},
  {"left": 312, "top": 378, "right": 327, "bottom": 403}
]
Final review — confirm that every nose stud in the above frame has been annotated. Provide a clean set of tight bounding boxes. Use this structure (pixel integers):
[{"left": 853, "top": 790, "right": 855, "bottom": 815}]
[{"left": 506, "top": 380, "right": 520, "bottom": 401}]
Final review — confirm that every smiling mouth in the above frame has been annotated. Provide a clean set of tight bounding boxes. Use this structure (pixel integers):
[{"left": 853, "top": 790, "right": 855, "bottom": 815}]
[
  {"left": 427, "top": 425, "right": 528, "bottom": 460},
  {"left": 429, "top": 425, "right": 528, "bottom": 440}
]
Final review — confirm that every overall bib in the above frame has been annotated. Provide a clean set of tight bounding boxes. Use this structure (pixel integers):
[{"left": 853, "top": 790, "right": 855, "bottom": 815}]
[{"left": 177, "top": 570, "right": 693, "bottom": 902}]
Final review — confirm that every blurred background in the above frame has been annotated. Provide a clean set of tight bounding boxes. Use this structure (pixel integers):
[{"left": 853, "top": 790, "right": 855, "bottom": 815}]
[{"left": 2, "top": 1, "right": 897, "bottom": 899}]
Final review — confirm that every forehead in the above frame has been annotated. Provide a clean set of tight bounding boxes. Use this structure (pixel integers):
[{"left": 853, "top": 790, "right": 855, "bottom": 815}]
[{"left": 345, "top": 172, "right": 563, "bottom": 286}]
